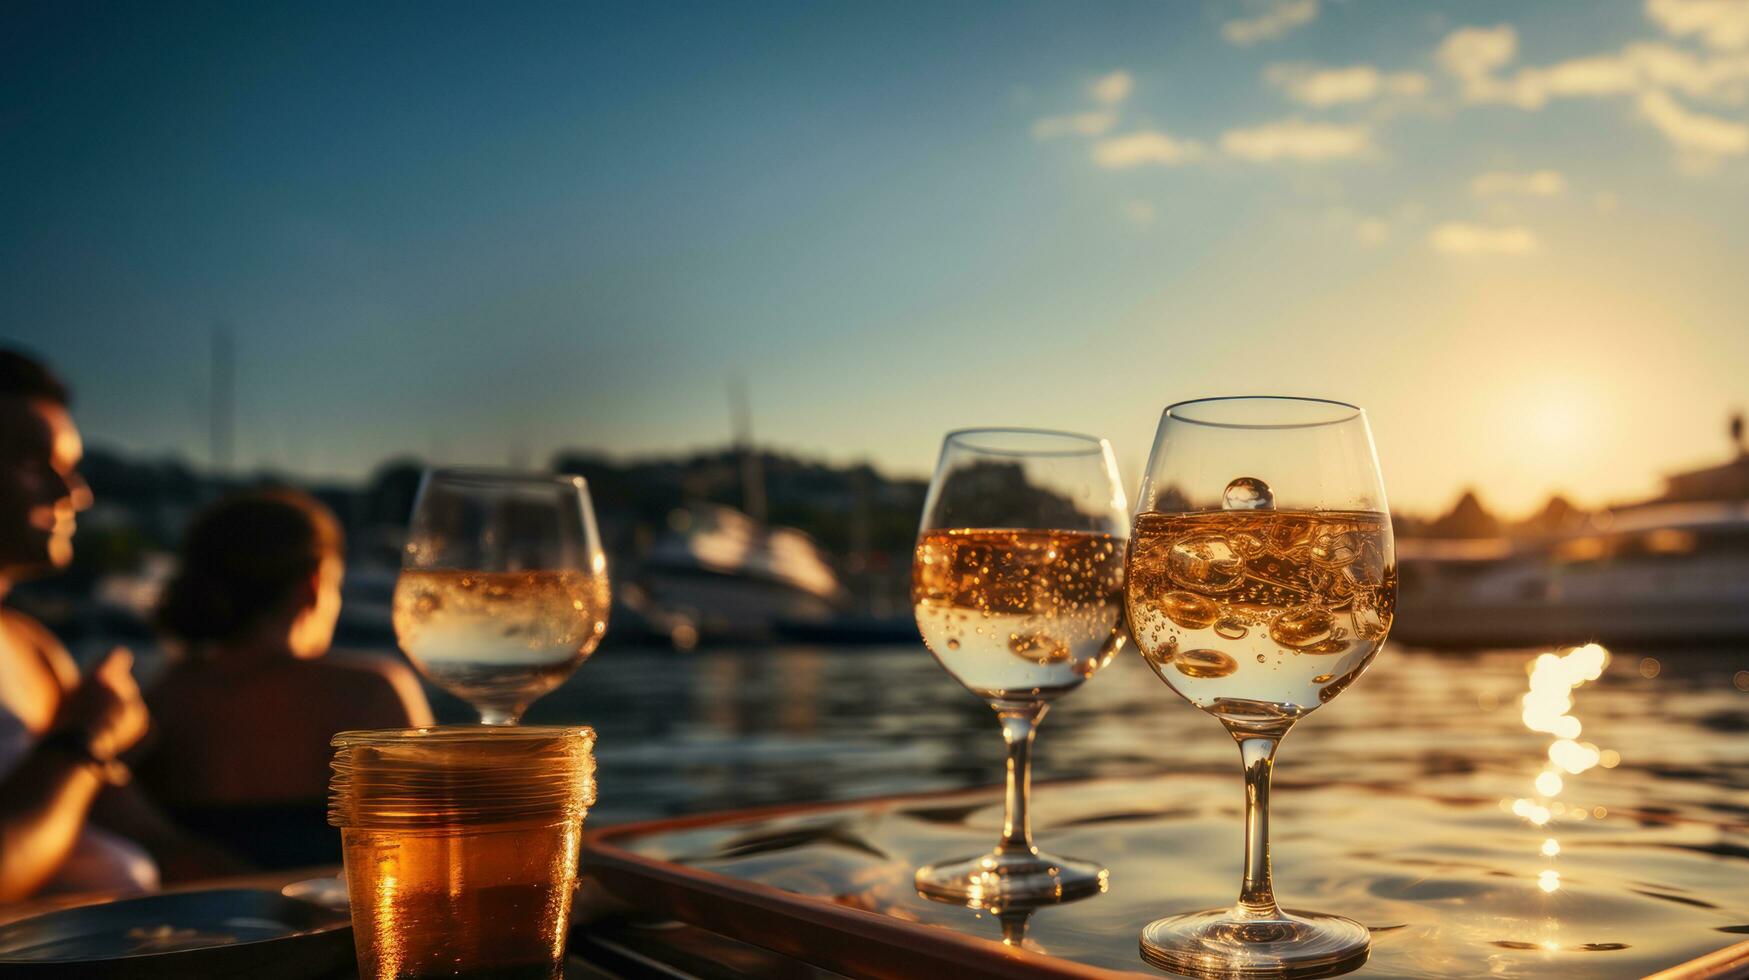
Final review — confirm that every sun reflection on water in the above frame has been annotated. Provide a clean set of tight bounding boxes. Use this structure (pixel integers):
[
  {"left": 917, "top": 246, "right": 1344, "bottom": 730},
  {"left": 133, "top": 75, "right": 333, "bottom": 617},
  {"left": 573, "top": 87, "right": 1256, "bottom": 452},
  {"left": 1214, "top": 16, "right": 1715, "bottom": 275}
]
[
  {"left": 1534, "top": 771, "right": 1564, "bottom": 797},
  {"left": 1509, "top": 643, "right": 1615, "bottom": 893}
]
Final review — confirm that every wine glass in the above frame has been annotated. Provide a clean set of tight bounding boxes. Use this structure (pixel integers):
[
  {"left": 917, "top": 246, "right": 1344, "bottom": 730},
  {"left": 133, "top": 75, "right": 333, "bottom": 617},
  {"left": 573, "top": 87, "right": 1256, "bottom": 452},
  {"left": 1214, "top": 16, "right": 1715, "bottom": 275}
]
[
  {"left": 393, "top": 468, "right": 610, "bottom": 725},
  {"left": 912, "top": 428, "right": 1129, "bottom": 903},
  {"left": 1125, "top": 397, "right": 1394, "bottom": 977}
]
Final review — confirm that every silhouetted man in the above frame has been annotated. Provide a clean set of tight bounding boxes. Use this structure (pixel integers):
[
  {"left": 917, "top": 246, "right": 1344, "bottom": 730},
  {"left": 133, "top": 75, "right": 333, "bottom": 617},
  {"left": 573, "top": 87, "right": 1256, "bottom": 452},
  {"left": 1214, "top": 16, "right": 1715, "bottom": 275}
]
[{"left": 0, "top": 348, "right": 215, "bottom": 900}]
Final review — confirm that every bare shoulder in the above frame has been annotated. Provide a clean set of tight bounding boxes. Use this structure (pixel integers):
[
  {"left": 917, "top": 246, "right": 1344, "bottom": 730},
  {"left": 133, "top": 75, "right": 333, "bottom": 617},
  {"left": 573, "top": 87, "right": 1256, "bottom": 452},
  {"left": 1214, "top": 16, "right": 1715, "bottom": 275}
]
[
  {"left": 0, "top": 606, "right": 79, "bottom": 689},
  {"left": 319, "top": 652, "right": 434, "bottom": 726},
  {"left": 321, "top": 651, "right": 414, "bottom": 680}
]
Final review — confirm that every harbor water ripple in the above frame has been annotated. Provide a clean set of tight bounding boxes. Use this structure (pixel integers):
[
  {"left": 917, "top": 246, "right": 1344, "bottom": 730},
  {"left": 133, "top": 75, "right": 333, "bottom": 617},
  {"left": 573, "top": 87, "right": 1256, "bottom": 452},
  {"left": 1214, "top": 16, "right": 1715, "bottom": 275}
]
[{"left": 440, "top": 642, "right": 1747, "bottom": 977}]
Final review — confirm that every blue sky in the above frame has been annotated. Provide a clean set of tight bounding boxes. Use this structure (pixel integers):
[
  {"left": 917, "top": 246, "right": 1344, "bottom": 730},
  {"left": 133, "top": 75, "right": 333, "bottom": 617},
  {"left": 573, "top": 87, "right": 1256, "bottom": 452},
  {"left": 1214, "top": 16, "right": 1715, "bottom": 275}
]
[{"left": 4, "top": 0, "right": 1747, "bottom": 513}]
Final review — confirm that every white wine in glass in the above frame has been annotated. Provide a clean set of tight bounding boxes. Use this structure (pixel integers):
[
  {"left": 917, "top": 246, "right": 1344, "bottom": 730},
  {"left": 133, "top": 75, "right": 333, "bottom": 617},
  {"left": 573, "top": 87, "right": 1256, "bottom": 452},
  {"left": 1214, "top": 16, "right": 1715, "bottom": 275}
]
[
  {"left": 1127, "top": 397, "right": 1394, "bottom": 978},
  {"left": 1128, "top": 509, "right": 1393, "bottom": 723},
  {"left": 393, "top": 469, "right": 610, "bottom": 725},
  {"left": 914, "top": 527, "right": 1126, "bottom": 705},
  {"left": 912, "top": 428, "right": 1129, "bottom": 904}
]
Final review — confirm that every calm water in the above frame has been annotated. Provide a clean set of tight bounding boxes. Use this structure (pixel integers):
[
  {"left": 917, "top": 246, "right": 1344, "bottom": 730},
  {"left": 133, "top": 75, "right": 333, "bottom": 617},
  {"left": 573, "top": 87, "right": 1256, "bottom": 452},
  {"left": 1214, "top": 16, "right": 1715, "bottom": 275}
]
[
  {"left": 471, "top": 642, "right": 1748, "bottom": 826},
  {"left": 474, "top": 640, "right": 1748, "bottom": 977}
]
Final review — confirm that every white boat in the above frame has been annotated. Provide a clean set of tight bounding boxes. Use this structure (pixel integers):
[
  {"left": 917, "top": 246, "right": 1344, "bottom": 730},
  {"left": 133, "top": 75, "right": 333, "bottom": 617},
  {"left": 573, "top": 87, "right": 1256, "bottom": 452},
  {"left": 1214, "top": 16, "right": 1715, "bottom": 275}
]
[
  {"left": 638, "top": 504, "right": 848, "bottom": 644},
  {"left": 1396, "top": 500, "right": 1749, "bottom": 648}
]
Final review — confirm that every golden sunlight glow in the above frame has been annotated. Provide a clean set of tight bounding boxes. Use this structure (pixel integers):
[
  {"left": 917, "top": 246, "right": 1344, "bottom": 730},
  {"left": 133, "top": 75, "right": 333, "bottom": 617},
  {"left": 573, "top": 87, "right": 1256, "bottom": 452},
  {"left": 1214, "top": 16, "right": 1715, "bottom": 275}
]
[
  {"left": 1462, "top": 364, "right": 1670, "bottom": 513},
  {"left": 1527, "top": 394, "right": 1585, "bottom": 449},
  {"left": 1644, "top": 529, "right": 1697, "bottom": 554},
  {"left": 1548, "top": 739, "right": 1602, "bottom": 774},
  {"left": 1512, "top": 798, "right": 1553, "bottom": 825},
  {"left": 373, "top": 862, "right": 403, "bottom": 978},
  {"left": 1555, "top": 537, "right": 1607, "bottom": 563},
  {"left": 1489, "top": 378, "right": 1610, "bottom": 505},
  {"left": 1521, "top": 644, "right": 1608, "bottom": 737},
  {"left": 1517, "top": 644, "right": 1616, "bottom": 897},
  {"left": 1535, "top": 771, "right": 1565, "bottom": 797}
]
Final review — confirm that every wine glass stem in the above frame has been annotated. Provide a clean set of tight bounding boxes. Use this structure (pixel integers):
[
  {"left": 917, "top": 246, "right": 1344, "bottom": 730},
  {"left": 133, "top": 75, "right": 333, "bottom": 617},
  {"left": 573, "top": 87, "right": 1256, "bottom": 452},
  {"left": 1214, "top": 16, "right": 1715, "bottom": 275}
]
[
  {"left": 1236, "top": 733, "right": 1284, "bottom": 919},
  {"left": 480, "top": 706, "right": 523, "bottom": 726},
  {"left": 997, "top": 704, "right": 1046, "bottom": 856}
]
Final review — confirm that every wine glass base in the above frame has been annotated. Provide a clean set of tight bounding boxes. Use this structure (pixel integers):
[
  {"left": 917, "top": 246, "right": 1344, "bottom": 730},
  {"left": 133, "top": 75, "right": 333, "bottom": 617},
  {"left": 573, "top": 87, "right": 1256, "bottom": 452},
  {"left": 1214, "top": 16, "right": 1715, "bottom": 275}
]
[
  {"left": 915, "top": 849, "right": 1107, "bottom": 905},
  {"left": 1139, "top": 908, "right": 1369, "bottom": 979}
]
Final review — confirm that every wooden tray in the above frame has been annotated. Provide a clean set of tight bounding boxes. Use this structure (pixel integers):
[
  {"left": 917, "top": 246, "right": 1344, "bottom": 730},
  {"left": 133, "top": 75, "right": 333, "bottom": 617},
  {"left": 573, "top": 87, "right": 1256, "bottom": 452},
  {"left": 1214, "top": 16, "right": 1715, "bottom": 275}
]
[
  {"left": 584, "top": 785, "right": 1142, "bottom": 980},
  {"left": 583, "top": 779, "right": 1749, "bottom": 980}
]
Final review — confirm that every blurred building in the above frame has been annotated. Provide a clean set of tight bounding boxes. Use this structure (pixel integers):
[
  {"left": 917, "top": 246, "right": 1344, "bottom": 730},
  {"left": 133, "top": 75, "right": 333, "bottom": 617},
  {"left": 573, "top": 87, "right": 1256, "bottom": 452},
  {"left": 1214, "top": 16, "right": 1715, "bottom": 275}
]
[
  {"left": 1395, "top": 413, "right": 1749, "bottom": 648},
  {"left": 1653, "top": 413, "right": 1749, "bottom": 504}
]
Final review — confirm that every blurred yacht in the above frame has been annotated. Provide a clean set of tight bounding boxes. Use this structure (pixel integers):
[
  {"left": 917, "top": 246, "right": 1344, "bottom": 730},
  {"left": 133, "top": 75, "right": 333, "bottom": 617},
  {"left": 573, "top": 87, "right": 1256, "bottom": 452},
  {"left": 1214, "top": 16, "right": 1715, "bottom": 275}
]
[
  {"left": 1396, "top": 501, "right": 1749, "bottom": 647},
  {"left": 1396, "top": 418, "right": 1749, "bottom": 648},
  {"left": 639, "top": 504, "right": 848, "bottom": 643}
]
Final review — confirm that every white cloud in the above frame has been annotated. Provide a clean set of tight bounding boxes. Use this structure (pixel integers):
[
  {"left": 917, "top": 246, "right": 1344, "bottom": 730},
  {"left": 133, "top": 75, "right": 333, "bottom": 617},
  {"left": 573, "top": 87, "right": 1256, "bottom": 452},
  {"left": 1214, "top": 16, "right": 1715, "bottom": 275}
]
[
  {"left": 1432, "top": 23, "right": 1749, "bottom": 165},
  {"left": 1091, "top": 131, "right": 1207, "bottom": 168},
  {"left": 1646, "top": 0, "right": 1749, "bottom": 51},
  {"left": 1502, "top": 43, "right": 1749, "bottom": 108},
  {"left": 1223, "top": 0, "right": 1319, "bottom": 47},
  {"left": 1624, "top": 42, "right": 1749, "bottom": 101},
  {"left": 1471, "top": 170, "right": 1568, "bottom": 197},
  {"left": 1436, "top": 26, "right": 1749, "bottom": 109},
  {"left": 1123, "top": 200, "right": 1157, "bottom": 224},
  {"left": 1326, "top": 206, "right": 1399, "bottom": 246},
  {"left": 1387, "top": 72, "right": 1434, "bottom": 98},
  {"left": 1638, "top": 89, "right": 1749, "bottom": 154},
  {"left": 1428, "top": 222, "right": 1542, "bottom": 255},
  {"left": 1031, "top": 69, "right": 1133, "bottom": 140},
  {"left": 1509, "top": 54, "right": 1642, "bottom": 106},
  {"left": 1266, "top": 64, "right": 1430, "bottom": 106},
  {"left": 1219, "top": 118, "right": 1374, "bottom": 161},
  {"left": 1436, "top": 25, "right": 1519, "bottom": 96},
  {"left": 1090, "top": 70, "right": 1134, "bottom": 105},
  {"left": 1032, "top": 109, "right": 1119, "bottom": 140}
]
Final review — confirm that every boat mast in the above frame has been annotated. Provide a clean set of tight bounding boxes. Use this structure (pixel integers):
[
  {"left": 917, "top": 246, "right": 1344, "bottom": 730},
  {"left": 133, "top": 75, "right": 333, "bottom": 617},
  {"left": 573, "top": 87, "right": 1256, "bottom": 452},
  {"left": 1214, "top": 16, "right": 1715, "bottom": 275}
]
[
  {"left": 730, "top": 376, "right": 767, "bottom": 523},
  {"left": 210, "top": 323, "right": 234, "bottom": 473}
]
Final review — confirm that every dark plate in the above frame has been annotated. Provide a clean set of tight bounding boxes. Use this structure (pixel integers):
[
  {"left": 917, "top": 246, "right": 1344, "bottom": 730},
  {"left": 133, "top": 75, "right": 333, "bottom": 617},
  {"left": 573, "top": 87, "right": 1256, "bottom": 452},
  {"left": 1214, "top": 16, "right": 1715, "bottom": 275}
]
[{"left": 0, "top": 888, "right": 352, "bottom": 978}]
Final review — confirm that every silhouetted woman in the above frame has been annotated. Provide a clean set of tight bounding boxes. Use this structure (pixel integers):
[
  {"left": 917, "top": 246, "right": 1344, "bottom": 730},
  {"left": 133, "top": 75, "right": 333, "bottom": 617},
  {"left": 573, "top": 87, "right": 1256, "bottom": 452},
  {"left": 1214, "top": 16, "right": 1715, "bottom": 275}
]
[{"left": 139, "top": 489, "right": 432, "bottom": 868}]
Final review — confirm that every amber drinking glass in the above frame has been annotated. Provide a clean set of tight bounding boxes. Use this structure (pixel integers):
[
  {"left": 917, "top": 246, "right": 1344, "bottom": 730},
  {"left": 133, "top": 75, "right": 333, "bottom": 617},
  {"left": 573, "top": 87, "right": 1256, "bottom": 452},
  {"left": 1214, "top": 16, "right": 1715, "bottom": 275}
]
[
  {"left": 330, "top": 726, "right": 596, "bottom": 980},
  {"left": 912, "top": 428, "right": 1129, "bottom": 903},
  {"left": 1125, "top": 397, "right": 1394, "bottom": 977}
]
